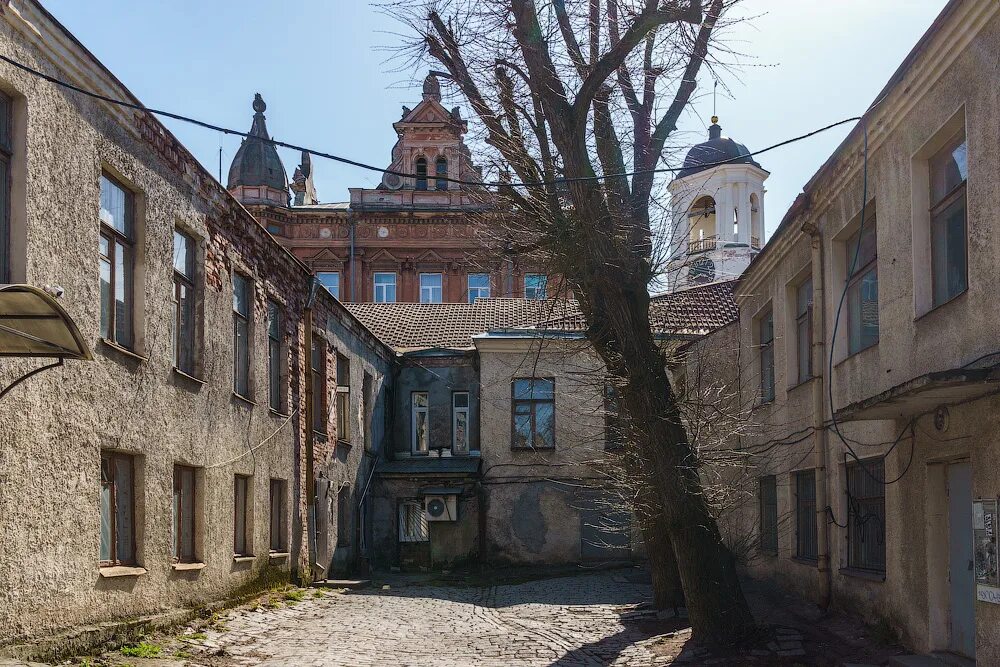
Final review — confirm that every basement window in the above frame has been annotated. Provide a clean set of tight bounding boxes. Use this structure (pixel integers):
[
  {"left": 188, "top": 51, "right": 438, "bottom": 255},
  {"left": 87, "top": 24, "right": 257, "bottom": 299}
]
[{"left": 399, "top": 499, "right": 428, "bottom": 543}]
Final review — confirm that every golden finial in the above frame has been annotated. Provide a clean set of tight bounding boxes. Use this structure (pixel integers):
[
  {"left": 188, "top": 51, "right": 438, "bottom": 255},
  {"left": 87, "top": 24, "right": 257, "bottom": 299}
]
[{"left": 711, "top": 115, "right": 719, "bottom": 125}]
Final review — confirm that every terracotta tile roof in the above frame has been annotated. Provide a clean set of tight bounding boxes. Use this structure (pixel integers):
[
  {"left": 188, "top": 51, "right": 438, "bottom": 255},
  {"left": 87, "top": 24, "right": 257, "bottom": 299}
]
[
  {"left": 344, "top": 299, "right": 581, "bottom": 351},
  {"left": 345, "top": 281, "right": 738, "bottom": 351},
  {"left": 651, "top": 280, "right": 739, "bottom": 335},
  {"left": 530, "top": 280, "right": 739, "bottom": 337}
]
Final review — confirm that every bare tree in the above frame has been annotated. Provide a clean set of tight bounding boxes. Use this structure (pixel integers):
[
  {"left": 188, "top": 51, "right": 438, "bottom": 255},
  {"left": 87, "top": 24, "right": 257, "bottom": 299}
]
[{"left": 386, "top": 0, "right": 755, "bottom": 645}]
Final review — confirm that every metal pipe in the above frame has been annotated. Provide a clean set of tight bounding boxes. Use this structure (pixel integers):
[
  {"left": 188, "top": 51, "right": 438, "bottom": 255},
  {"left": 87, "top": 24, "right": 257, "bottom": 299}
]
[{"left": 804, "top": 219, "right": 832, "bottom": 610}]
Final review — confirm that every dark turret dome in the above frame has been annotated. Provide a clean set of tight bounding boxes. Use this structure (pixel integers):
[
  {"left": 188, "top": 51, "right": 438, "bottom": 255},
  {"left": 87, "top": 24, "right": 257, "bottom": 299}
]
[
  {"left": 227, "top": 94, "right": 289, "bottom": 195},
  {"left": 676, "top": 118, "right": 761, "bottom": 179}
]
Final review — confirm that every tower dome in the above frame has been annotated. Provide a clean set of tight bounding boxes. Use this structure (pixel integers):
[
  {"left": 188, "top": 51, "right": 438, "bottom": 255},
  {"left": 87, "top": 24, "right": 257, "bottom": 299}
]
[
  {"left": 227, "top": 94, "right": 289, "bottom": 206},
  {"left": 676, "top": 118, "right": 761, "bottom": 180},
  {"left": 665, "top": 116, "right": 768, "bottom": 293}
]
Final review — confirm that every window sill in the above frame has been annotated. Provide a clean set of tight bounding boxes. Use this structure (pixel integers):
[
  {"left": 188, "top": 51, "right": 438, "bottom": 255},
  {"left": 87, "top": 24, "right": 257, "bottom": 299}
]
[
  {"left": 99, "top": 565, "right": 147, "bottom": 578},
  {"left": 171, "top": 561, "right": 206, "bottom": 572},
  {"left": 791, "top": 556, "right": 819, "bottom": 567},
  {"left": 834, "top": 343, "right": 879, "bottom": 369},
  {"left": 915, "top": 286, "right": 968, "bottom": 323},
  {"left": 100, "top": 339, "right": 148, "bottom": 363},
  {"left": 839, "top": 567, "right": 885, "bottom": 582},
  {"left": 786, "top": 377, "right": 815, "bottom": 395},
  {"left": 233, "top": 555, "right": 255, "bottom": 563},
  {"left": 511, "top": 446, "right": 556, "bottom": 452},
  {"left": 269, "top": 408, "right": 290, "bottom": 418},
  {"left": 232, "top": 392, "right": 256, "bottom": 407},
  {"left": 268, "top": 551, "right": 289, "bottom": 562},
  {"left": 172, "top": 367, "right": 206, "bottom": 385}
]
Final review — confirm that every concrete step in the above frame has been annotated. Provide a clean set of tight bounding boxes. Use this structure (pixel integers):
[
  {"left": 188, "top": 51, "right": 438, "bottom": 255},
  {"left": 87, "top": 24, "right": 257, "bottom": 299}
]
[
  {"left": 888, "top": 652, "right": 975, "bottom": 667},
  {"left": 312, "top": 579, "right": 371, "bottom": 590}
]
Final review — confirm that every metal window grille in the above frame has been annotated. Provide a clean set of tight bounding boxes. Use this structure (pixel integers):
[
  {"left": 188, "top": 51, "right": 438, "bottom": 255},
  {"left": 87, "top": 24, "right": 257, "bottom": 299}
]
[{"left": 847, "top": 459, "right": 886, "bottom": 572}]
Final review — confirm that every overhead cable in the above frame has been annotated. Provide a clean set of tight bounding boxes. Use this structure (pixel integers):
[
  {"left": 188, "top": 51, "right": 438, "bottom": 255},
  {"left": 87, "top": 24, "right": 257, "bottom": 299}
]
[{"left": 0, "top": 52, "right": 863, "bottom": 190}]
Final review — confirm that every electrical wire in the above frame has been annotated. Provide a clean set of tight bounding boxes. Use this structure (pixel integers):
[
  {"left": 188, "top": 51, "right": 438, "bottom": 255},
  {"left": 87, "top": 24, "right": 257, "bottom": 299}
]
[
  {"left": 0, "top": 51, "right": 863, "bottom": 190},
  {"left": 205, "top": 408, "right": 299, "bottom": 469}
]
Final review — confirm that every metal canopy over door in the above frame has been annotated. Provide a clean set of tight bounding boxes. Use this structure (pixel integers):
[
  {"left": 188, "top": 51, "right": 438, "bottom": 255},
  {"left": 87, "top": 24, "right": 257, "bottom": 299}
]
[{"left": 948, "top": 461, "right": 975, "bottom": 657}]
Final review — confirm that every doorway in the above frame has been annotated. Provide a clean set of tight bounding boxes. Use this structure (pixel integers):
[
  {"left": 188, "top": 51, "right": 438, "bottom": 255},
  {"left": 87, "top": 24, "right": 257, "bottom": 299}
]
[{"left": 947, "top": 461, "right": 975, "bottom": 657}]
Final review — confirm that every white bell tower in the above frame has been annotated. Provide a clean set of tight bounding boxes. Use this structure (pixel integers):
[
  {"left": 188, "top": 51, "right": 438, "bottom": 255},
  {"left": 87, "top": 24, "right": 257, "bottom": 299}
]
[{"left": 665, "top": 116, "right": 769, "bottom": 292}]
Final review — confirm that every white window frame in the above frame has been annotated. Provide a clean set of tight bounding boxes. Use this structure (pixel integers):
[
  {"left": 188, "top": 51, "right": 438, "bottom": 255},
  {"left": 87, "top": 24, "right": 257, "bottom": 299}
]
[
  {"left": 373, "top": 272, "right": 396, "bottom": 303},
  {"left": 467, "top": 273, "right": 490, "bottom": 302},
  {"left": 317, "top": 271, "right": 340, "bottom": 299},
  {"left": 398, "top": 499, "right": 429, "bottom": 543},
  {"left": 419, "top": 273, "right": 443, "bottom": 303},
  {"left": 452, "top": 391, "right": 470, "bottom": 454},
  {"left": 524, "top": 274, "right": 547, "bottom": 300},
  {"left": 412, "top": 391, "right": 429, "bottom": 454}
]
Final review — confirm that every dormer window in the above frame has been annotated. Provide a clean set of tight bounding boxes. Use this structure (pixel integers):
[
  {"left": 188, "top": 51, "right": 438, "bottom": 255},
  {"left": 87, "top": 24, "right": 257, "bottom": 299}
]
[
  {"left": 415, "top": 157, "right": 428, "bottom": 191},
  {"left": 435, "top": 156, "right": 448, "bottom": 191}
]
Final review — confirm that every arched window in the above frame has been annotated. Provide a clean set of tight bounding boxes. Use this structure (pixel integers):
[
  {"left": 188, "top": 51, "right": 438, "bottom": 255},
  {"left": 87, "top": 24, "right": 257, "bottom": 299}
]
[
  {"left": 415, "top": 157, "right": 428, "bottom": 190},
  {"left": 435, "top": 156, "right": 448, "bottom": 190},
  {"left": 687, "top": 195, "right": 717, "bottom": 254}
]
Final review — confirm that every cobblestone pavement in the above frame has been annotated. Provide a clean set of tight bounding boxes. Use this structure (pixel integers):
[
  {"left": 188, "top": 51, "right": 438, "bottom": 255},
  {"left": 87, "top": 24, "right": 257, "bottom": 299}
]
[{"left": 199, "top": 571, "right": 678, "bottom": 667}]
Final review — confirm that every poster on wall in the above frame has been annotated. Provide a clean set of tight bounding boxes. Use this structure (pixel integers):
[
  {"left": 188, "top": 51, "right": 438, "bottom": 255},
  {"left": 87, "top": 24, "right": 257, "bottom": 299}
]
[{"left": 974, "top": 498, "right": 1000, "bottom": 604}]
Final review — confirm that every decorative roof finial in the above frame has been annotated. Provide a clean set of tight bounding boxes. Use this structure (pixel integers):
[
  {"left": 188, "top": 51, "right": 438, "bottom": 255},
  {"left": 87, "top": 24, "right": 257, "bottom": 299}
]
[
  {"left": 253, "top": 93, "right": 266, "bottom": 114},
  {"left": 711, "top": 115, "right": 719, "bottom": 125},
  {"left": 422, "top": 72, "right": 441, "bottom": 102}
]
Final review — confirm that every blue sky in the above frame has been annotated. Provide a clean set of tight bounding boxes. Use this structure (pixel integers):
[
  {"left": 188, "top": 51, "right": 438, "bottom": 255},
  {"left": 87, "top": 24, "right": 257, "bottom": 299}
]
[{"left": 44, "top": 0, "right": 946, "bottom": 235}]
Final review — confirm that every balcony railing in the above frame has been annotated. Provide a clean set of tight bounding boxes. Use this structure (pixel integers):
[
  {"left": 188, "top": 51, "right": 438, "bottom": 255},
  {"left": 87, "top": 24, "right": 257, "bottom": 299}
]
[{"left": 687, "top": 236, "right": 718, "bottom": 254}]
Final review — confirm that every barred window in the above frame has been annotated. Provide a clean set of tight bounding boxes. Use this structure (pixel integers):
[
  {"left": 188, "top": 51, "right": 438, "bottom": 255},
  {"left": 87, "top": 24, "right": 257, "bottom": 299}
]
[
  {"left": 759, "top": 475, "right": 778, "bottom": 554},
  {"left": 795, "top": 470, "right": 818, "bottom": 561},
  {"left": 399, "top": 499, "right": 428, "bottom": 543},
  {"left": 847, "top": 459, "right": 886, "bottom": 572}
]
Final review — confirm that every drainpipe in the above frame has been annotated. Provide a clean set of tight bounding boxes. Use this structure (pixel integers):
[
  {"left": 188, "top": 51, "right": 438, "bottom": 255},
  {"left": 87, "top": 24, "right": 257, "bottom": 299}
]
[
  {"left": 803, "top": 218, "right": 832, "bottom": 610},
  {"left": 304, "top": 277, "right": 321, "bottom": 582}
]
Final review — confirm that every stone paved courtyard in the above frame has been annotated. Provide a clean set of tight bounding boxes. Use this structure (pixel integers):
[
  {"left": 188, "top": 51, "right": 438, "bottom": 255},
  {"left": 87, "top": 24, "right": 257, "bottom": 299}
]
[
  {"left": 198, "top": 571, "right": 677, "bottom": 666},
  {"left": 3, "top": 568, "right": 906, "bottom": 666}
]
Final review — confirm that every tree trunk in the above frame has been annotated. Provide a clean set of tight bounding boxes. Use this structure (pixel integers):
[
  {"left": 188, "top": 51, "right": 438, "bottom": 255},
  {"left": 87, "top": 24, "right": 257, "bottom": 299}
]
[
  {"left": 639, "top": 503, "right": 685, "bottom": 610},
  {"left": 585, "top": 282, "right": 756, "bottom": 646},
  {"left": 626, "top": 456, "right": 684, "bottom": 610}
]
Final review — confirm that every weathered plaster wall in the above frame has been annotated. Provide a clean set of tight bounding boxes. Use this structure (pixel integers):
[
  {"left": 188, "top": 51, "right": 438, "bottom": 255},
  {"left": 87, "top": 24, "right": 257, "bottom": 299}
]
[
  {"left": 475, "top": 337, "right": 634, "bottom": 566},
  {"left": 689, "top": 1, "right": 1000, "bottom": 660},
  {"left": 0, "top": 1, "right": 392, "bottom": 650},
  {"left": 392, "top": 353, "right": 480, "bottom": 455}
]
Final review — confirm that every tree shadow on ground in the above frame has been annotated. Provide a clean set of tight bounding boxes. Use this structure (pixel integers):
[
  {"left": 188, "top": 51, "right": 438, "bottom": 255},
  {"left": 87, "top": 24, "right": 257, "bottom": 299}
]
[{"left": 547, "top": 618, "right": 690, "bottom": 667}]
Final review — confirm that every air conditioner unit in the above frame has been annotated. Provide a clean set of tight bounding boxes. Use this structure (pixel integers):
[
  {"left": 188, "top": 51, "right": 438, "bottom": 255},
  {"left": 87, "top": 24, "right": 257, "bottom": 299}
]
[{"left": 424, "top": 494, "right": 457, "bottom": 522}]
